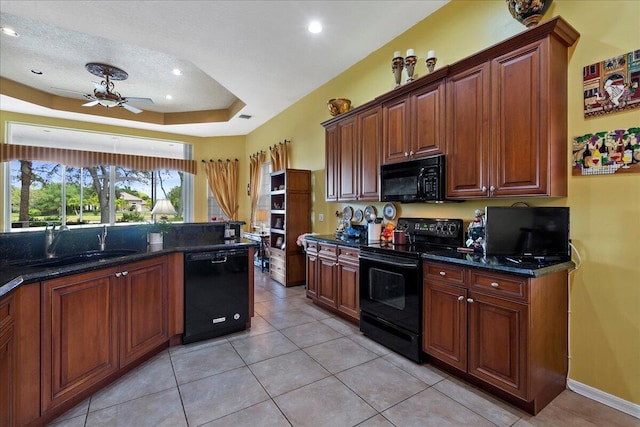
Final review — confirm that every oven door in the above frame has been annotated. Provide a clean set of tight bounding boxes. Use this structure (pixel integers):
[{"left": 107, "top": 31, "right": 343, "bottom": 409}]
[{"left": 359, "top": 250, "right": 421, "bottom": 333}]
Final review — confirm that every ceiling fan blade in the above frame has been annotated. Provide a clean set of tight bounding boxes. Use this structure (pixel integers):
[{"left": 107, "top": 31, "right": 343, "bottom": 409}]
[
  {"left": 123, "top": 97, "right": 154, "bottom": 105},
  {"left": 51, "top": 87, "right": 87, "bottom": 96},
  {"left": 93, "top": 81, "right": 107, "bottom": 93},
  {"left": 82, "top": 100, "right": 100, "bottom": 107},
  {"left": 121, "top": 103, "right": 142, "bottom": 114}
]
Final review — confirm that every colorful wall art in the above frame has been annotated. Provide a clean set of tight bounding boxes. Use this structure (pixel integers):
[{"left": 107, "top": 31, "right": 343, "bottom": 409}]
[
  {"left": 583, "top": 50, "right": 640, "bottom": 118},
  {"left": 572, "top": 127, "right": 640, "bottom": 176}
]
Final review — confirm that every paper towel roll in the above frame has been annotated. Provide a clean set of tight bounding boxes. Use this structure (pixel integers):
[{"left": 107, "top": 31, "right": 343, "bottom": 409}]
[{"left": 368, "top": 223, "right": 382, "bottom": 243}]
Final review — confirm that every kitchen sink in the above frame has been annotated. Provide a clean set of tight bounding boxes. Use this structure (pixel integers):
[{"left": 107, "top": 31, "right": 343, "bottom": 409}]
[{"left": 14, "top": 249, "right": 138, "bottom": 268}]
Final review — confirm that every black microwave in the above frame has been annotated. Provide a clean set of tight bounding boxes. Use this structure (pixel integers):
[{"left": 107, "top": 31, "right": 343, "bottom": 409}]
[{"left": 380, "top": 155, "right": 447, "bottom": 203}]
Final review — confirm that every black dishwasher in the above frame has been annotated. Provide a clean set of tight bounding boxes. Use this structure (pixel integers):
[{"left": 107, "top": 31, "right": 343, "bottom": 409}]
[{"left": 183, "top": 248, "right": 249, "bottom": 344}]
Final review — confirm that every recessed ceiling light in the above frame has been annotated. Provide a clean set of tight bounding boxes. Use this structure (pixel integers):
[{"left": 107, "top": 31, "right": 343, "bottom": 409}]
[
  {"left": 0, "top": 27, "right": 19, "bottom": 37},
  {"left": 172, "top": 68, "right": 182, "bottom": 76},
  {"left": 165, "top": 95, "right": 173, "bottom": 100},
  {"left": 31, "top": 69, "right": 43, "bottom": 75},
  {"left": 308, "top": 21, "right": 322, "bottom": 34}
]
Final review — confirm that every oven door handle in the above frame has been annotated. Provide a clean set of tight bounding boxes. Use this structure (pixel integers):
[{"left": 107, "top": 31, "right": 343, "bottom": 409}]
[{"left": 359, "top": 253, "right": 419, "bottom": 269}]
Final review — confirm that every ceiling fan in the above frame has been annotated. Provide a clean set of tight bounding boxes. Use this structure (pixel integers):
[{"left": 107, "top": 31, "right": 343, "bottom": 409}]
[{"left": 80, "top": 63, "right": 153, "bottom": 114}]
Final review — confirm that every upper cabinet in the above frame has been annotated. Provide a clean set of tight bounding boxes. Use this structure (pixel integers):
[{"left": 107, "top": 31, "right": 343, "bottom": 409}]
[
  {"left": 323, "top": 17, "right": 579, "bottom": 202},
  {"left": 383, "top": 78, "right": 446, "bottom": 164},
  {"left": 446, "top": 18, "right": 579, "bottom": 199},
  {"left": 325, "top": 105, "right": 382, "bottom": 202}
]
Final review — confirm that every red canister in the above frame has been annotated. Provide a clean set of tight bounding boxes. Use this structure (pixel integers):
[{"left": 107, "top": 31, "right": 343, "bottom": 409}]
[{"left": 392, "top": 230, "right": 407, "bottom": 245}]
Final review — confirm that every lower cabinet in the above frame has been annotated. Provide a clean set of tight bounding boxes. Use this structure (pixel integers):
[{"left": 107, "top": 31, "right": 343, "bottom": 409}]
[
  {"left": 423, "top": 261, "right": 568, "bottom": 414},
  {"left": 41, "top": 256, "right": 170, "bottom": 414},
  {"left": 119, "top": 258, "right": 169, "bottom": 367},
  {"left": 305, "top": 242, "right": 318, "bottom": 299},
  {"left": 0, "top": 296, "right": 15, "bottom": 427},
  {"left": 306, "top": 242, "right": 360, "bottom": 323}
]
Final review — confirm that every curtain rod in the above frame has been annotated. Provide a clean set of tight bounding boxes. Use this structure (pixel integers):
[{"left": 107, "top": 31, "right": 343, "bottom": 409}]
[{"left": 201, "top": 158, "right": 239, "bottom": 163}]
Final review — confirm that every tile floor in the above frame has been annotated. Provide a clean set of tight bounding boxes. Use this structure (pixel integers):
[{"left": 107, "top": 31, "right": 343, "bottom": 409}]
[{"left": 48, "top": 268, "right": 639, "bottom": 427}]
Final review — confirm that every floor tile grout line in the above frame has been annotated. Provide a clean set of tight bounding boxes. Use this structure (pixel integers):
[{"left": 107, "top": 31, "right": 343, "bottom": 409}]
[{"left": 167, "top": 348, "right": 190, "bottom": 426}]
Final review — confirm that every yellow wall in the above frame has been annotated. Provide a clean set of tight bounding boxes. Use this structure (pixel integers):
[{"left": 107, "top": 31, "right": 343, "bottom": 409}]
[
  {"left": 1, "top": 0, "right": 638, "bottom": 406},
  {"left": 0, "top": 111, "right": 247, "bottom": 224},
  {"left": 245, "top": 0, "right": 640, "bottom": 405}
]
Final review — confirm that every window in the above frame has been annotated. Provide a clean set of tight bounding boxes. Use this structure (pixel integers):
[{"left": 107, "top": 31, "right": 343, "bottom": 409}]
[{"left": 3, "top": 123, "right": 193, "bottom": 231}]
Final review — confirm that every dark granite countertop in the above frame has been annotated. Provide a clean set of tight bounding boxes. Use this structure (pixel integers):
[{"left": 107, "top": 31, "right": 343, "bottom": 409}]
[
  {"left": 304, "top": 235, "right": 574, "bottom": 278},
  {"left": 0, "top": 239, "right": 258, "bottom": 298}
]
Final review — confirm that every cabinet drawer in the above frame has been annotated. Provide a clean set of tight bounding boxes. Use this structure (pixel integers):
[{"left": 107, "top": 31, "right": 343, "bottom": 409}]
[
  {"left": 0, "top": 295, "right": 14, "bottom": 331},
  {"left": 270, "top": 248, "right": 285, "bottom": 262},
  {"left": 318, "top": 243, "right": 338, "bottom": 259},
  {"left": 306, "top": 241, "right": 318, "bottom": 254},
  {"left": 469, "top": 270, "right": 528, "bottom": 302},
  {"left": 338, "top": 246, "right": 359, "bottom": 264},
  {"left": 423, "top": 262, "right": 466, "bottom": 285},
  {"left": 270, "top": 255, "right": 285, "bottom": 269}
]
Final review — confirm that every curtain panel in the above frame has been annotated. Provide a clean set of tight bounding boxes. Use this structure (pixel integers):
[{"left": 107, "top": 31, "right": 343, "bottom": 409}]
[
  {"left": 203, "top": 159, "right": 239, "bottom": 221},
  {"left": 0, "top": 143, "right": 198, "bottom": 174},
  {"left": 270, "top": 141, "right": 288, "bottom": 171},
  {"left": 249, "top": 151, "right": 266, "bottom": 227}
]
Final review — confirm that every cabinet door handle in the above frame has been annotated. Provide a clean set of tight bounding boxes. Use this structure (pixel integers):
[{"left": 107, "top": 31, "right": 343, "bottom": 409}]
[
  {"left": 458, "top": 295, "right": 464, "bottom": 301},
  {"left": 490, "top": 185, "right": 495, "bottom": 192},
  {"left": 122, "top": 271, "right": 129, "bottom": 276},
  {"left": 466, "top": 298, "right": 474, "bottom": 303},
  {"left": 481, "top": 186, "right": 487, "bottom": 193},
  {"left": 115, "top": 272, "right": 122, "bottom": 278},
  {"left": 404, "top": 152, "right": 409, "bottom": 157},
  {"left": 439, "top": 271, "right": 446, "bottom": 276},
  {"left": 491, "top": 282, "right": 499, "bottom": 288},
  {"left": 409, "top": 150, "right": 414, "bottom": 156}
]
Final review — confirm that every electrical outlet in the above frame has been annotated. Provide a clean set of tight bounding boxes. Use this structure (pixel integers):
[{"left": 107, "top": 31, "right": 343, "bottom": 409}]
[{"left": 318, "top": 213, "right": 324, "bottom": 222}]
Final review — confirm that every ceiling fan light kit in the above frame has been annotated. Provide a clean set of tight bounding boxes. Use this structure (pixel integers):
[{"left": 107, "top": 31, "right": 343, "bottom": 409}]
[{"left": 78, "top": 62, "right": 150, "bottom": 114}]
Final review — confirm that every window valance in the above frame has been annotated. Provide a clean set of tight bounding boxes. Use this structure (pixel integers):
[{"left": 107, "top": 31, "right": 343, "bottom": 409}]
[{"left": 0, "top": 143, "right": 197, "bottom": 174}]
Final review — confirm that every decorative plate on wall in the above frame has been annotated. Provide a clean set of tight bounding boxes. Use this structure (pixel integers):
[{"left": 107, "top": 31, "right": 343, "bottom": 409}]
[
  {"left": 353, "top": 209, "right": 364, "bottom": 223},
  {"left": 383, "top": 203, "right": 397, "bottom": 220},
  {"left": 342, "top": 206, "right": 353, "bottom": 221},
  {"left": 364, "top": 205, "right": 377, "bottom": 223}
]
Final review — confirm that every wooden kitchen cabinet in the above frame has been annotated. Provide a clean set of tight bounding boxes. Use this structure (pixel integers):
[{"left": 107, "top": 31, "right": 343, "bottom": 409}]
[
  {"left": 324, "top": 124, "right": 339, "bottom": 201},
  {"left": 446, "top": 20, "right": 578, "bottom": 199},
  {"left": 317, "top": 243, "right": 338, "bottom": 308},
  {"left": 423, "top": 261, "right": 568, "bottom": 414},
  {"left": 306, "top": 242, "right": 360, "bottom": 323},
  {"left": 445, "top": 62, "right": 491, "bottom": 199},
  {"left": 0, "top": 295, "right": 15, "bottom": 427},
  {"left": 324, "top": 106, "right": 382, "bottom": 202},
  {"left": 42, "top": 267, "right": 119, "bottom": 412},
  {"left": 119, "top": 257, "right": 169, "bottom": 367},
  {"left": 305, "top": 241, "right": 319, "bottom": 299},
  {"left": 336, "top": 246, "right": 360, "bottom": 321},
  {"left": 382, "top": 79, "right": 446, "bottom": 165},
  {"left": 42, "top": 256, "right": 172, "bottom": 413}
]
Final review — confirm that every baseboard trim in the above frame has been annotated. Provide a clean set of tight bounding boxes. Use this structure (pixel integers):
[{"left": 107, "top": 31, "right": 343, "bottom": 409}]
[{"left": 567, "top": 379, "right": 640, "bottom": 419}]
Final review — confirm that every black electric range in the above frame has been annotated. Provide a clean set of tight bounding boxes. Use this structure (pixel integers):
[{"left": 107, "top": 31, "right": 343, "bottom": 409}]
[{"left": 359, "top": 217, "right": 464, "bottom": 362}]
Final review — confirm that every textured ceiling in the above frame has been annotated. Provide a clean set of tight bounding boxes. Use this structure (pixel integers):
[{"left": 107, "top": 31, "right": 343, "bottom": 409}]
[{"left": 0, "top": 1, "right": 449, "bottom": 137}]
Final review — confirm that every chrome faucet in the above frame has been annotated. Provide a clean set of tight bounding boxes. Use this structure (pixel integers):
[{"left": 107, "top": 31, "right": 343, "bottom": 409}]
[
  {"left": 98, "top": 225, "right": 108, "bottom": 251},
  {"left": 45, "top": 224, "right": 69, "bottom": 258}
]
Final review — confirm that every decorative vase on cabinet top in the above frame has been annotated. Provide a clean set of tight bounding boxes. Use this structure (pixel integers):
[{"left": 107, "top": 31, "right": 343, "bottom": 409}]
[{"left": 506, "top": 0, "right": 553, "bottom": 28}]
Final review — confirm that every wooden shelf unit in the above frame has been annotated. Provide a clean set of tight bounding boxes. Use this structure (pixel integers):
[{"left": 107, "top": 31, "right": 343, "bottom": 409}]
[{"left": 269, "top": 169, "right": 311, "bottom": 287}]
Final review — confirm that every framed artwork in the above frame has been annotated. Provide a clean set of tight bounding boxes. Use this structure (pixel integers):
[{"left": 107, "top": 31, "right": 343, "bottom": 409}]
[
  {"left": 583, "top": 50, "right": 640, "bottom": 118},
  {"left": 572, "top": 127, "right": 640, "bottom": 176}
]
